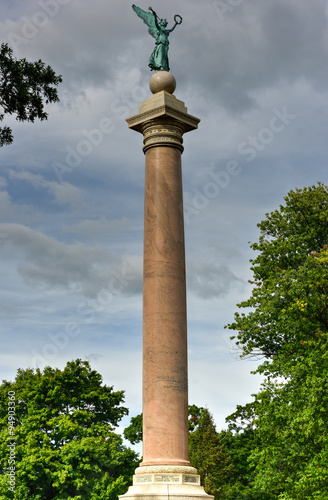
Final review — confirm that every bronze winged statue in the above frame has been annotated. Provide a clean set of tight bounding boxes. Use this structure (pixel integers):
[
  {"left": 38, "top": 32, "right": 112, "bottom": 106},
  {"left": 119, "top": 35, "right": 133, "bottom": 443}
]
[{"left": 132, "top": 5, "right": 183, "bottom": 72}]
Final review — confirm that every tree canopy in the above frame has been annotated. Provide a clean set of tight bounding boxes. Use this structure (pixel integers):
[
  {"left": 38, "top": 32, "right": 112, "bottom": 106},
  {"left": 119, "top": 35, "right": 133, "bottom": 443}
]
[
  {"left": 228, "top": 183, "right": 328, "bottom": 360},
  {"left": 188, "top": 408, "right": 231, "bottom": 499},
  {"left": 0, "top": 43, "right": 62, "bottom": 146},
  {"left": 226, "top": 184, "right": 328, "bottom": 499},
  {"left": 0, "top": 359, "right": 139, "bottom": 499}
]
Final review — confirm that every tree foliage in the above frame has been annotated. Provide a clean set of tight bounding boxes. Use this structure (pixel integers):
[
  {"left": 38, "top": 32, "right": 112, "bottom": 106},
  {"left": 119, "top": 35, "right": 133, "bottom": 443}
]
[
  {"left": 0, "top": 43, "right": 62, "bottom": 146},
  {"left": 226, "top": 184, "right": 328, "bottom": 499},
  {"left": 188, "top": 404, "right": 207, "bottom": 432},
  {"left": 188, "top": 408, "right": 231, "bottom": 499},
  {"left": 0, "top": 359, "right": 139, "bottom": 499},
  {"left": 228, "top": 183, "right": 328, "bottom": 359},
  {"left": 122, "top": 413, "right": 142, "bottom": 445},
  {"left": 218, "top": 429, "right": 275, "bottom": 500}
]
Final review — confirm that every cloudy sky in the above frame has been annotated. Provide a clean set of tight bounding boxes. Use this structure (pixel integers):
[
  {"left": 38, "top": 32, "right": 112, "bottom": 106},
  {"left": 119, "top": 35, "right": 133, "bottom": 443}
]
[{"left": 1, "top": 0, "right": 328, "bottom": 446}]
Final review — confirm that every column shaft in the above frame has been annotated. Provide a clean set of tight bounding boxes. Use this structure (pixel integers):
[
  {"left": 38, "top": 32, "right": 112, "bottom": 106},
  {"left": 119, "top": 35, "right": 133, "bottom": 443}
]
[{"left": 141, "top": 145, "right": 190, "bottom": 466}]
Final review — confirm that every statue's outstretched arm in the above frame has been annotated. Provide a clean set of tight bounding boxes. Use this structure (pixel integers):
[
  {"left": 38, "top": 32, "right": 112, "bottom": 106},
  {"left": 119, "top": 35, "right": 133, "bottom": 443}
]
[{"left": 168, "top": 22, "right": 178, "bottom": 33}]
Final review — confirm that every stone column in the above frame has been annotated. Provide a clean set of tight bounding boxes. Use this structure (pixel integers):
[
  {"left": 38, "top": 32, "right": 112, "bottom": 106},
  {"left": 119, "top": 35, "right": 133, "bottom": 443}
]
[
  {"left": 120, "top": 71, "right": 212, "bottom": 500},
  {"left": 142, "top": 142, "right": 189, "bottom": 467}
]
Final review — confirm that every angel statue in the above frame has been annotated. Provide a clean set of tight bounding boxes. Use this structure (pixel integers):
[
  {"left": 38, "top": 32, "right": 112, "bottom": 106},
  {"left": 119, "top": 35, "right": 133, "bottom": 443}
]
[{"left": 132, "top": 5, "right": 183, "bottom": 72}]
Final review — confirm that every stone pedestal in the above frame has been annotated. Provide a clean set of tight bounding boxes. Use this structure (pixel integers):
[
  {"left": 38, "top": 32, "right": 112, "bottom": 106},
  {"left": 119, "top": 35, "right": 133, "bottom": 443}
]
[
  {"left": 121, "top": 72, "right": 212, "bottom": 500},
  {"left": 126, "top": 465, "right": 211, "bottom": 500}
]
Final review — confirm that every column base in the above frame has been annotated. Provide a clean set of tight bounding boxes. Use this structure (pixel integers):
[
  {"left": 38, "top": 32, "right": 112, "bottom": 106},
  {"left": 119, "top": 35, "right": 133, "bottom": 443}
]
[{"left": 119, "top": 465, "right": 214, "bottom": 500}]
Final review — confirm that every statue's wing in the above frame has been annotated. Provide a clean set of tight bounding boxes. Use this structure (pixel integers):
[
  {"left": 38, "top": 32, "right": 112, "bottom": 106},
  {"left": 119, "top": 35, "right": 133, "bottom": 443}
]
[{"left": 132, "top": 5, "right": 159, "bottom": 39}]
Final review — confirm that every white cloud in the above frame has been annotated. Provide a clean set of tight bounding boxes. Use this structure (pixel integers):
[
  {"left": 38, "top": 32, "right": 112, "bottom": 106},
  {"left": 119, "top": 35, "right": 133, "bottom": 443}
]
[
  {"left": 9, "top": 170, "right": 83, "bottom": 205},
  {"left": 187, "top": 260, "right": 244, "bottom": 299},
  {"left": 0, "top": 222, "right": 144, "bottom": 299},
  {"left": 0, "top": 223, "right": 116, "bottom": 296},
  {"left": 0, "top": 176, "right": 8, "bottom": 189},
  {"left": 0, "top": 174, "right": 41, "bottom": 223},
  {"left": 64, "top": 216, "right": 131, "bottom": 236}
]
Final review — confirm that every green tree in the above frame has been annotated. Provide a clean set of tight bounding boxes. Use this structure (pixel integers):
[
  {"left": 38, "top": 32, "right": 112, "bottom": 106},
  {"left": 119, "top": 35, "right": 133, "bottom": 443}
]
[
  {"left": 0, "top": 359, "right": 139, "bottom": 499},
  {"left": 123, "top": 413, "right": 142, "bottom": 445},
  {"left": 0, "top": 43, "right": 62, "bottom": 146},
  {"left": 188, "top": 404, "right": 206, "bottom": 431},
  {"left": 218, "top": 429, "right": 274, "bottom": 500},
  {"left": 226, "top": 184, "right": 328, "bottom": 499},
  {"left": 188, "top": 409, "right": 231, "bottom": 499}
]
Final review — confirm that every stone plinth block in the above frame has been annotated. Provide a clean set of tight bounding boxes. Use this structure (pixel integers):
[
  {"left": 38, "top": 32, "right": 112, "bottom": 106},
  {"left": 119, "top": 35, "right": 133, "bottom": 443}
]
[{"left": 119, "top": 466, "right": 214, "bottom": 500}]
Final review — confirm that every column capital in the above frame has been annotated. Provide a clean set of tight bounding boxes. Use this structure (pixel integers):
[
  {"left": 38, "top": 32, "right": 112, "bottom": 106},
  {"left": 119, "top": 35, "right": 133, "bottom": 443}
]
[{"left": 126, "top": 90, "right": 200, "bottom": 153}]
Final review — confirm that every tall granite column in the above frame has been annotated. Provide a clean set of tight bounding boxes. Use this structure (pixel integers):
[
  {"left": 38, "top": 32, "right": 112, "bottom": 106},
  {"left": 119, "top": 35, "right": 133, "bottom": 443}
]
[
  {"left": 142, "top": 140, "right": 189, "bottom": 467},
  {"left": 120, "top": 71, "right": 212, "bottom": 500}
]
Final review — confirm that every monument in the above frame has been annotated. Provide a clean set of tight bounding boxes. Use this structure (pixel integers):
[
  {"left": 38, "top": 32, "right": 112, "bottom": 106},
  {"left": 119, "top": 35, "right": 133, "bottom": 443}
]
[{"left": 119, "top": 7, "right": 213, "bottom": 500}]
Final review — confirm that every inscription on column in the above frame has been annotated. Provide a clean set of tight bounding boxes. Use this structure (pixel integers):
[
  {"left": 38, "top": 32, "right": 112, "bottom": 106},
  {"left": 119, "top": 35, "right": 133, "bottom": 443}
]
[
  {"left": 135, "top": 475, "right": 152, "bottom": 483},
  {"left": 155, "top": 475, "right": 180, "bottom": 483},
  {"left": 157, "top": 366, "right": 188, "bottom": 392},
  {"left": 183, "top": 475, "right": 198, "bottom": 484}
]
